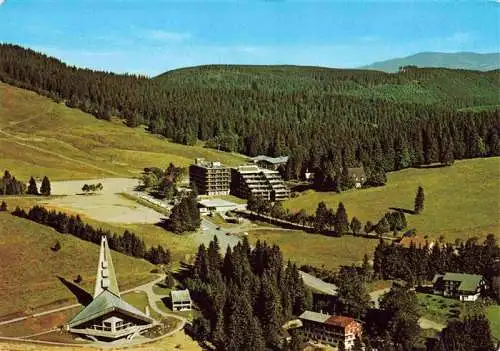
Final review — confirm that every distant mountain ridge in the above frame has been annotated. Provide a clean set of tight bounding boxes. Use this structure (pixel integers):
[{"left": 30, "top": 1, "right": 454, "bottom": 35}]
[{"left": 362, "top": 52, "right": 500, "bottom": 73}]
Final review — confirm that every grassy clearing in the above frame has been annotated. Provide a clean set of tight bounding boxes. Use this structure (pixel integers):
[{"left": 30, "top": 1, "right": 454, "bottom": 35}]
[
  {"left": 2, "top": 196, "right": 197, "bottom": 265},
  {"left": 248, "top": 229, "right": 379, "bottom": 270},
  {"left": 417, "top": 293, "right": 461, "bottom": 325},
  {"left": 487, "top": 305, "right": 500, "bottom": 341},
  {"left": 0, "top": 307, "right": 80, "bottom": 338},
  {"left": 0, "top": 82, "right": 245, "bottom": 181},
  {"left": 122, "top": 291, "right": 162, "bottom": 320},
  {"left": 0, "top": 213, "right": 155, "bottom": 317},
  {"left": 285, "top": 158, "right": 500, "bottom": 242}
]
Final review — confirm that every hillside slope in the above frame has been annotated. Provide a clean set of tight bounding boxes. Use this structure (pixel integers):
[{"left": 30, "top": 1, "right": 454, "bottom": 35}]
[
  {"left": 0, "top": 82, "right": 245, "bottom": 181},
  {"left": 0, "top": 212, "right": 154, "bottom": 317},
  {"left": 362, "top": 52, "right": 500, "bottom": 72}
]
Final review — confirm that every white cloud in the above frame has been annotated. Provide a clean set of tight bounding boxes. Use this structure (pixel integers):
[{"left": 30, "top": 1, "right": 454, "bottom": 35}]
[
  {"left": 0, "top": 0, "right": 6, "bottom": 6},
  {"left": 145, "top": 30, "right": 191, "bottom": 42}
]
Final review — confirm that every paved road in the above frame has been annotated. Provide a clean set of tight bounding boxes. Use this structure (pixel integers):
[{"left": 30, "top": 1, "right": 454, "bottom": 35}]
[{"left": 299, "top": 271, "right": 338, "bottom": 296}]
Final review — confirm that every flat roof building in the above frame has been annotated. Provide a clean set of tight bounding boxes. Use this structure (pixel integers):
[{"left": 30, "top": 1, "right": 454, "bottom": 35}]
[
  {"left": 171, "top": 289, "right": 192, "bottom": 311},
  {"left": 189, "top": 158, "right": 231, "bottom": 196},
  {"left": 231, "top": 164, "right": 290, "bottom": 201},
  {"left": 198, "top": 198, "right": 240, "bottom": 215},
  {"left": 250, "top": 155, "right": 289, "bottom": 171},
  {"left": 67, "top": 237, "right": 155, "bottom": 340}
]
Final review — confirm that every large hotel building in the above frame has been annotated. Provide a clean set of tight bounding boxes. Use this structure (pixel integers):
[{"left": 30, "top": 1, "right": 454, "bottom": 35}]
[{"left": 189, "top": 158, "right": 231, "bottom": 196}]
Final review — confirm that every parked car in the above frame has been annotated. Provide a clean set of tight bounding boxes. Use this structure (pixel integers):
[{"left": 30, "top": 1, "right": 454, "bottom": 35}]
[
  {"left": 225, "top": 232, "right": 231, "bottom": 236},
  {"left": 216, "top": 226, "right": 221, "bottom": 230}
]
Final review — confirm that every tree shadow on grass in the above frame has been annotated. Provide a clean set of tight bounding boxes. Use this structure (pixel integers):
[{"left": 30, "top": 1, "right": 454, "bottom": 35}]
[
  {"left": 389, "top": 207, "right": 416, "bottom": 215},
  {"left": 57, "top": 276, "right": 93, "bottom": 306}
]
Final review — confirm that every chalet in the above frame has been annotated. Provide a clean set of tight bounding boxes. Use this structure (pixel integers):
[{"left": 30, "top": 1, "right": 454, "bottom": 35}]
[
  {"left": 299, "top": 311, "right": 362, "bottom": 350},
  {"left": 347, "top": 167, "right": 366, "bottom": 189},
  {"left": 432, "top": 272, "right": 486, "bottom": 301},
  {"left": 171, "top": 289, "right": 192, "bottom": 311},
  {"left": 67, "top": 237, "right": 155, "bottom": 340}
]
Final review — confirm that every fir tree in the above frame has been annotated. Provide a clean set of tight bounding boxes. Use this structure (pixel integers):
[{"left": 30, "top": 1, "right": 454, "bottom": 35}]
[
  {"left": 414, "top": 186, "right": 425, "bottom": 214},
  {"left": 334, "top": 202, "right": 349, "bottom": 235},
  {"left": 27, "top": 177, "right": 39, "bottom": 195},
  {"left": 350, "top": 216, "right": 362, "bottom": 235},
  {"left": 0, "top": 201, "right": 7, "bottom": 212},
  {"left": 40, "top": 176, "right": 51, "bottom": 196}
]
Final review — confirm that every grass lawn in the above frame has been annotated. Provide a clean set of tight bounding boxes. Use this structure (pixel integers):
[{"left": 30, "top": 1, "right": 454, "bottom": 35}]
[
  {"left": 0, "top": 82, "right": 245, "bottom": 181},
  {"left": 0, "top": 213, "right": 155, "bottom": 318},
  {"left": 122, "top": 291, "right": 162, "bottom": 320},
  {"left": 153, "top": 284, "right": 173, "bottom": 296},
  {"left": 417, "top": 293, "right": 461, "bottom": 325},
  {"left": 248, "top": 229, "right": 379, "bottom": 270},
  {"left": 284, "top": 157, "right": 500, "bottom": 242},
  {"left": 487, "top": 305, "right": 500, "bottom": 341}
]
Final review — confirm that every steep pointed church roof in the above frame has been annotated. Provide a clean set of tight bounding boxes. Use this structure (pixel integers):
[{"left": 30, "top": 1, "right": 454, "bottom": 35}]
[
  {"left": 68, "top": 236, "right": 154, "bottom": 329},
  {"left": 94, "top": 236, "right": 120, "bottom": 298}
]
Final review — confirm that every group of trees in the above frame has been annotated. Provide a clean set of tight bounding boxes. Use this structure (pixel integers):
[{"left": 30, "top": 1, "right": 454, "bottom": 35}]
[
  {"left": 81, "top": 183, "right": 103, "bottom": 193},
  {"left": 163, "top": 191, "right": 200, "bottom": 233},
  {"left": 0, "top": 171, "right": 26, "bottom": 195},
  {"left": 186, "top": 237, "right": 310, "bottom": 350},
  {"left": 27, "top": 176, "right": 51, "bottom": 196},
  {"left": 141, "top": 163, "right": 186, "bottom": 199},
  {"left": 247, "top": 195, "right": 407, "bottom": 237},
  {"left": 0, "top": 171, "right": 51, "bottom": 196},
  {"left": 12, "top": 205, "right": 171, "bottom": 265},
  {"left": 427, "top": 315, "right": 495, "bottom": 351},
  {"left": 373, "top": 235, "right": 500, "bottom": 289},
  {"left": 1, "top": 45, "right": 499, "bottom": 192}
]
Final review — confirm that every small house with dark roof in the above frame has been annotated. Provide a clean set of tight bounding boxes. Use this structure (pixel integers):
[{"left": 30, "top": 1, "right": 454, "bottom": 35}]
[
  {"left": 67, "top": 237, "right": 155, "bottom": 340},
  {"left": 432, "top": 272, "right": 486, "bottom": 301},
  {"left": 298, "top": 310, "right": 362, "bottom": 350},
  {"left": 347, "top": 167, "right": 366, "bottom": 189}
]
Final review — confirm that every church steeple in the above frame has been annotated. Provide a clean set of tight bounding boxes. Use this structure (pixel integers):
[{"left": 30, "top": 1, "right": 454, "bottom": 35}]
[{"left": 94, "top": 236, "right": 120, "bottom": 298}]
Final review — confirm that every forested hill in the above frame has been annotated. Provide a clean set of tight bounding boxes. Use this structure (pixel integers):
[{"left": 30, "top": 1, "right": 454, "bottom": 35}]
[
  {"left": 1, "top": 44, "right": 499, "bottom": 191},
  {"left": 155, "top": 64, "right": 500, "bottom": 106},
  {"left": 362, "top": 52, "right": 500, "bottom": 73}
]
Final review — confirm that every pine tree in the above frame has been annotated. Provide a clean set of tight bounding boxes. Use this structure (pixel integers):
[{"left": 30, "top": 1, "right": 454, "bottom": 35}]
[
  {"left": 27, "top": 177, "right": 39, "bottom": 195},
  {"left": 334, "top": 202, "right": 349, "bottom": 235},
  {"left": 40, "top": 176, "right": 51, "bottom": 196},
  {"left": 0, "top": 201, "right": 7, "bottom": 212},
  {"left": 350, "top": 216, "right": 362, "bottom": 235},
  {"left": 414, "top": 186, "right": 425, "bottom": 214}
]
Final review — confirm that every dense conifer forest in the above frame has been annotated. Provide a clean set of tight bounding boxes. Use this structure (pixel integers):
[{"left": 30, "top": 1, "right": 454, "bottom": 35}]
[{"left": 1, "top": 44, "right": 499, "bottom": 189}]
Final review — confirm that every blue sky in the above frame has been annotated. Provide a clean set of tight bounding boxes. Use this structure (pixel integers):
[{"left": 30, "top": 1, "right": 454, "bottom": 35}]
[{"left": 0, "top": 0, "right": 498, "bottom": 76}]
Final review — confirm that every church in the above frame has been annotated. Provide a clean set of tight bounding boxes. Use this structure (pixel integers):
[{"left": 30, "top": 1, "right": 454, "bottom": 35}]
[{"left": 67, "top": 236, "right": 155, "bottom": 340}]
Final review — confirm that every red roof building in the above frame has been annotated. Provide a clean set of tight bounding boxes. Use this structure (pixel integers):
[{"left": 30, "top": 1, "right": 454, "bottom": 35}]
[{"left": 299, "top": 311, "right": 362, "bottom": 350}]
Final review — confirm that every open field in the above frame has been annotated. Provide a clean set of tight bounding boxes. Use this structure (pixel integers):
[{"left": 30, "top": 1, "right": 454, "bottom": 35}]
[
  {"left": 487, "top": 305, "right": 500, "bottom": 341},
  {"left": 285, "top": 158, "right": 500, "bottom": 241},
  {"left": 248, "top": 229, "right": 379, "bottom": 270},
  {"left": 0, "top": 213, "right": 155, "bottom": 318},
  {"left": 417, "top": 293, "right": 461, "bottom": 326},
  {"left": 1, "top": 196, "right": 198, "bottom": 265},
  {"left": 0, "top": 82, "right": 245, "bottom": 181}
]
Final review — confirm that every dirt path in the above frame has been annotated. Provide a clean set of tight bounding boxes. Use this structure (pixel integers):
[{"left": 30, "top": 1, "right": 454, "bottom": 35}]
[{"left": 418, "top": 317, "right": 445, "bottom": 331}]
